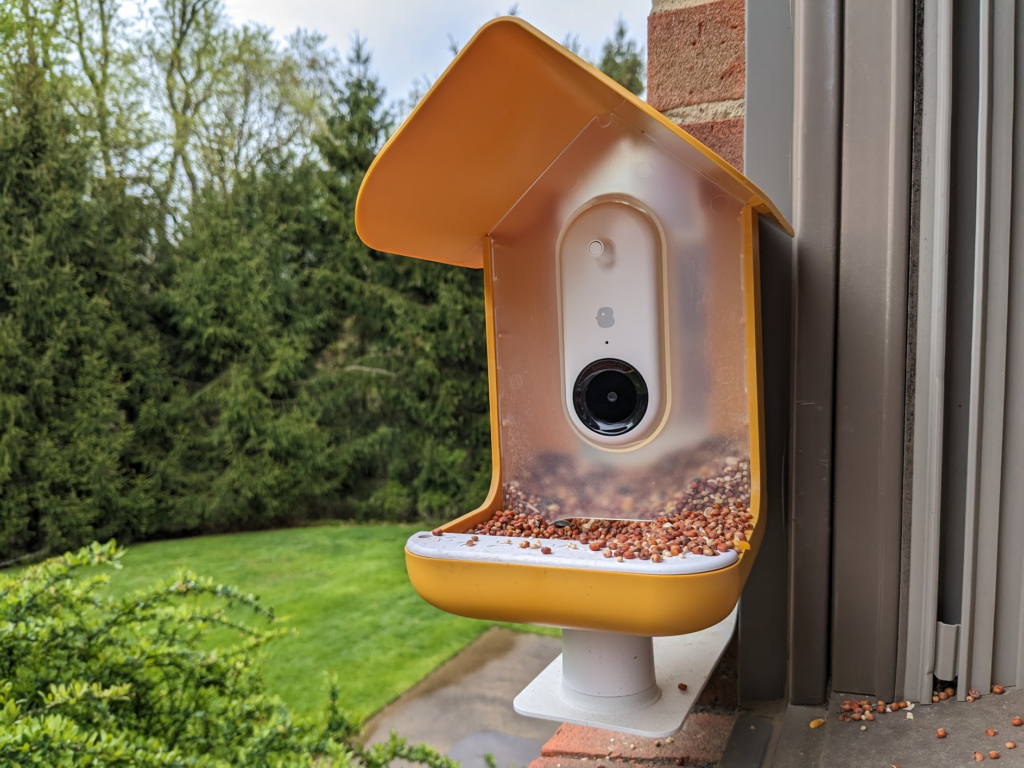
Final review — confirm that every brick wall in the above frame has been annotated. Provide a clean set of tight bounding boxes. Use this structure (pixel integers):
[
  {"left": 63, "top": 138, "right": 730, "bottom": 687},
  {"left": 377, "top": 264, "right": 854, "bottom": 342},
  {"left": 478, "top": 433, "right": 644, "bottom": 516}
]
[{"left": 647, "top": 0, "right": 745, "bottom": 170}]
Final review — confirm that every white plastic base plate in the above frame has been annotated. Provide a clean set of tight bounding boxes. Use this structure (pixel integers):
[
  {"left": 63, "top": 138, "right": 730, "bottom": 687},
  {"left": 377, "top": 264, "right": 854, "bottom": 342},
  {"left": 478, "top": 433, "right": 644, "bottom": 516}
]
[
  {"left": 406, "top": 531, "right": 738, "bottom": 575},
  {"left": 513, "top": 606, "right": 738, "bottom": 738}
]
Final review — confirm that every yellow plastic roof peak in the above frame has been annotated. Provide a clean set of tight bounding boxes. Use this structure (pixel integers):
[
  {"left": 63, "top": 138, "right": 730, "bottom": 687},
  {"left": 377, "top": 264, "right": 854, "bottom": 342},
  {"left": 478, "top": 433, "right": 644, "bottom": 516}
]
[{"left": 355, "top": 16, "right": 793, "bottom": 268}]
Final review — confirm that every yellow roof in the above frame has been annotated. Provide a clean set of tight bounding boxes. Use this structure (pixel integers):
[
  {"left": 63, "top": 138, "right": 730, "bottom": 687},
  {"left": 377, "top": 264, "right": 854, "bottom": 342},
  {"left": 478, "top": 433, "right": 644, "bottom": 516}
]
[{"left": 356, "top": 16, "right": 792, "bottom": 268}]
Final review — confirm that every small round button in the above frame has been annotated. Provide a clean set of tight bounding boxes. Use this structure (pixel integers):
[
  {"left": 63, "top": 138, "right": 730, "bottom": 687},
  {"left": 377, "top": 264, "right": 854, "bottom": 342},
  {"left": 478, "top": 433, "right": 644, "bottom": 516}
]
[{"left": 588, "top": 239, "right": 604, "bottom": 257}]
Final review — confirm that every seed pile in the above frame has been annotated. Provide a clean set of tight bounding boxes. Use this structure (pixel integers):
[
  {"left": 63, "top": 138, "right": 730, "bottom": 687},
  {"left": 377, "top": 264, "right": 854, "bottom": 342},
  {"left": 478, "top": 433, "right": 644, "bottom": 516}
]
[
  {"left": 837, "top": 685, "right": 1022, "bottom": 763},
  {"left": 931, "top": 685, "right": 962, "bottom": 704},
  {"left": 467, "top": 456, "right": 753, "bottom": 562},
  {"left": 838, "top": 698, "right": 915, "bottom": 724},
  {"left": 930, "top": 683, "right": 1006, "bottom": 704},
  {"left": 500, "top": 443, "right": 749, "bottom": 521}
]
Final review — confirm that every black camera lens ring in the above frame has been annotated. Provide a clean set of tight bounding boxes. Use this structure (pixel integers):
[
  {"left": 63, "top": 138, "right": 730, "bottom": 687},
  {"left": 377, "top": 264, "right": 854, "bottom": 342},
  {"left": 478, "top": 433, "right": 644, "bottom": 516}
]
[{"left": 572, "top": 358, "right": 649, "bottom": 436}]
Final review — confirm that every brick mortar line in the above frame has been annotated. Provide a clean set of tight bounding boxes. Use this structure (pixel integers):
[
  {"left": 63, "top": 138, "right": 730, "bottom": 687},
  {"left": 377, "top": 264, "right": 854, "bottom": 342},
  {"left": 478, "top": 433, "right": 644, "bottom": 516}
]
[
  {"left": 651, "top": 0, "right": 721, "bottom": 14},
  {"left": 661, "top": 99, "right": 745, "bottom": 124}
]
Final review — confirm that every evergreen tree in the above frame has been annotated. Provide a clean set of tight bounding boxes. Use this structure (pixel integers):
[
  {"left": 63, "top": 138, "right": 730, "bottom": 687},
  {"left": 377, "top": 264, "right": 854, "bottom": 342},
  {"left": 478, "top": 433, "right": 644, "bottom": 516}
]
[
  {"left": 314, "top": 40, "right": 491, "bottom": 521},
  {"left": 598, "top": 18, "right": 645, "bottom": 96},
  {"left": 0, "top": 9, "right": 496, "bottom": 556},
  {"left": 0, "top": 40, "right": 158, "bottom": 558},
  {"left": 142, "top": 163, "right": 336, "bottom": 532}
]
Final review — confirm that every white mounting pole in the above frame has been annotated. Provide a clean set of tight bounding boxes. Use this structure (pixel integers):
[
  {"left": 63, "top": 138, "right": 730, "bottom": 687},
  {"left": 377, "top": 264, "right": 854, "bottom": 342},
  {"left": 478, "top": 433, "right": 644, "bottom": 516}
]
[
  {"left": 514, "top": 606, "right": 738, "bottom": 738},
  {"left": 561, "top": 630, "right": 660, "bottom": 713}
]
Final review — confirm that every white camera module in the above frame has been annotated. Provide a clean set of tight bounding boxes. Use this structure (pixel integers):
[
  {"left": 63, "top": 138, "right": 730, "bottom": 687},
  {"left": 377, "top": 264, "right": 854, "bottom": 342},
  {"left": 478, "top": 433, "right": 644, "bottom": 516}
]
[{"left": 557, "top": 197, "right": 668, "bottom": 448}]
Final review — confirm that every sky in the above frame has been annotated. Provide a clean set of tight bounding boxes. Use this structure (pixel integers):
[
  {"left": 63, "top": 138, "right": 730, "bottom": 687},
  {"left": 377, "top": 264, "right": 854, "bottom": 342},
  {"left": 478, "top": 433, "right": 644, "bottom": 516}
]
[{"left": 220, "top": 0, "right": 651, "bottom": 104}]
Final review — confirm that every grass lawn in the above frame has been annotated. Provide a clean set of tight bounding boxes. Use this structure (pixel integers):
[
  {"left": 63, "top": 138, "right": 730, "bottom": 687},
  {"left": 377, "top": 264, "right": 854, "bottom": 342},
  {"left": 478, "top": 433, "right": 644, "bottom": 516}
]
[{"left": 104, "top": 524, "right": 558, "bottom": 721}]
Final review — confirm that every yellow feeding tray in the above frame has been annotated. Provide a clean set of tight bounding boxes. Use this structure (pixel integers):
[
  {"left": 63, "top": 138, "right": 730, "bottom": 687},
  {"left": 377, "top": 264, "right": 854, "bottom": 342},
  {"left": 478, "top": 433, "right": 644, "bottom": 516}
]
[{"left": 356, "top": 19, "right": 791, "bottom": 733}]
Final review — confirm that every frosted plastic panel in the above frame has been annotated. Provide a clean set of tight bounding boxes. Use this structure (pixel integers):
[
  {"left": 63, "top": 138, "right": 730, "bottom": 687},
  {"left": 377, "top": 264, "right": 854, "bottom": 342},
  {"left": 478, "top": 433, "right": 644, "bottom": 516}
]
[{"left": 489, "top": 115, "right": 749, "bottom": 521}]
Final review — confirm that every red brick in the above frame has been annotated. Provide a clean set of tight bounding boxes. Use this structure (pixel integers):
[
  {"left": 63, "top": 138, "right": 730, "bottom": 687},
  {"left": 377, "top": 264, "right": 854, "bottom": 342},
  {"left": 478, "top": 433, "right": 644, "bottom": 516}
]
[
  {"left": 678, "top": 118, "right": 744, "bottom": 171},
  {"left": 540, "top": 714, "right": 735, "bottom": 765},
  {"left": 647, "top": 0, "right": 746, "bottom": 112}
]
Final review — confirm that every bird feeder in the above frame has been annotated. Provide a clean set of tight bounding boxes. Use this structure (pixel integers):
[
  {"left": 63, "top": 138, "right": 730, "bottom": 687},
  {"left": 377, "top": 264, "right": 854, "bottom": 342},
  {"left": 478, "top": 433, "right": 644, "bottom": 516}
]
[{"left": 355, "top": 17, "right": 792, "bottom": 737}]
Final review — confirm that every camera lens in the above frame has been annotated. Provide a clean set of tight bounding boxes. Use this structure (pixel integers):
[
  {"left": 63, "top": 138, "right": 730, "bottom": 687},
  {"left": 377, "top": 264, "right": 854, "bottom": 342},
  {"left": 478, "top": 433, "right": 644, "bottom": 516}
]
[{"left": 572, "top": 359, "right": 648, "bottom": 436}]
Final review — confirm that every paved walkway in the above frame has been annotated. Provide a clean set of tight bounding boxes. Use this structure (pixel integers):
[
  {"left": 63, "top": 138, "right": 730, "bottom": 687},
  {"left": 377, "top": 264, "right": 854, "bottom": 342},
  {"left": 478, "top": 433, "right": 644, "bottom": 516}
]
[{"left": 362, "top": 628, "right": 562, "bottom": 767}]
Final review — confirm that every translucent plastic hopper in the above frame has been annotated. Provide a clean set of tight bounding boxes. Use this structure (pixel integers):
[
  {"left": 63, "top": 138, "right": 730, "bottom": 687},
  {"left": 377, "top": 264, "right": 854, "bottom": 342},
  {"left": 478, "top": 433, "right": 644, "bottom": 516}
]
[{"left": 355, "top": 14, "right": 793, "bottom": 738}]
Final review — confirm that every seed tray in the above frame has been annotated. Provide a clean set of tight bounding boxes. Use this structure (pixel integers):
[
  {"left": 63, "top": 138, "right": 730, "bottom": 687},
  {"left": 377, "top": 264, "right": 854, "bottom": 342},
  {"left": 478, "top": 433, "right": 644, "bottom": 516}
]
[{"left": 406, "top": 531, "right": 739, "bottom": 574}]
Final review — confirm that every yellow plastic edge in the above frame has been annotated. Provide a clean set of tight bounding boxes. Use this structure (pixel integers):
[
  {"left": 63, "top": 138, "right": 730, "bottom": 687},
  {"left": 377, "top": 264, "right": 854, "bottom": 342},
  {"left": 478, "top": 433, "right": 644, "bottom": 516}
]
[
  {"left": 741, "top": 203, "right": 766, "bottom": 534},
  {"left": 435, "top": 237, "right": 503, "bottom": 531},
  {"left": 356, "top": 16, "right": 793, "bottom": 269},
  {"left": 404, "top": 207, "right": 768, "bottom": 636}
]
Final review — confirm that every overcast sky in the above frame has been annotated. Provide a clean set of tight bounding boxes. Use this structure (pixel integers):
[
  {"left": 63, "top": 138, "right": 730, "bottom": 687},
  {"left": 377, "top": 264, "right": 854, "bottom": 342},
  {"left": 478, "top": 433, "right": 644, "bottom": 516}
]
[{"left": 221, "top": 0, "right": 650, "bottom": 104}]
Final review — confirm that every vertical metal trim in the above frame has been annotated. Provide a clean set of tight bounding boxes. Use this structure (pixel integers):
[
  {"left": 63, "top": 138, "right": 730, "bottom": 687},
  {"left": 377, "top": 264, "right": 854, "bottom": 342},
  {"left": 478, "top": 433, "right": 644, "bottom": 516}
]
[
  {"left": 832, "top": 0, "right": 914, "bottom": 699},
  {"left": 738, "top": 218, "right": 792, "bottom": 703},
  {"left": 934, "top": 622, "right": 961, "bottom": 681},
  {"left": 894, "top": 1, "right": 927, "bottom": 701},
  {"left": 977, "top": 0, "right": 1014, "bottom": 686},
  {"left": 873, "top": 2, "right": 916, "bottom": 701},
  {"left": 903, "top": 0, "right": 954, "bottom": 705},
  {"left": 740, "top": 0, "right": 795, "bottom": 703},
  {"left": 959, "top": 0, "right": 1015, "bottom": 697},
  {"left": 957, "top": 0, "right": 992, "bottom": 700},
  {"left": 744, "top": 0, "right": 794, "bottom": 223},
  {"left": 1013, "top": 0, "right": 1024, "bottom": 691},
  {"left": 787, "top": 0, "right": 842, "bottom": 705}
]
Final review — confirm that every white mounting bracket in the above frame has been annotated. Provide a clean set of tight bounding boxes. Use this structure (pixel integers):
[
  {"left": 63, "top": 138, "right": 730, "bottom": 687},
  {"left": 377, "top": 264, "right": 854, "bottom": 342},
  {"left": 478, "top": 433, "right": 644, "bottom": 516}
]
[{"left": 513, "top": 606, "right": 737, "bottom": 738}]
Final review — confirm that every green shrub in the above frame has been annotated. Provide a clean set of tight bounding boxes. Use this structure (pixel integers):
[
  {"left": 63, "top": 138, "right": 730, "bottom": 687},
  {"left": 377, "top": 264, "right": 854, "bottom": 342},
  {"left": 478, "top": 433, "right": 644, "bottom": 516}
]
[{"left": 0, "top": 541, "right": 458, "bottom": 768}]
